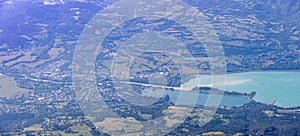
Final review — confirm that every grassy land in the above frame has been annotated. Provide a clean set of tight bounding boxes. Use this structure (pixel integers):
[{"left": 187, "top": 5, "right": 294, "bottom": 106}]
[{"left": 0, "top": 75, "right": 31, "bottom": 98}]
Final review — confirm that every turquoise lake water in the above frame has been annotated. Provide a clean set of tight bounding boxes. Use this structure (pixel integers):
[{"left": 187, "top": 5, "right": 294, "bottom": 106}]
[
  {"left": 187, "top": 72, "right": 300, "bottom": 107},
  {"left": 142, "top": 72, "right": 299, "bottom": 107}
]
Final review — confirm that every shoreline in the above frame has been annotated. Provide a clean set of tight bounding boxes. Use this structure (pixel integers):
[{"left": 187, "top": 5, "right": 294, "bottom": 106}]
[
  {"left": 181, "top": 70, "right": 300, "bottom": 83},
  {"left": 190, "top": 70, "right": 300, "bottom": 76},
  {"left": 225, "top": 70, "right": 300, "bottom": 75}
]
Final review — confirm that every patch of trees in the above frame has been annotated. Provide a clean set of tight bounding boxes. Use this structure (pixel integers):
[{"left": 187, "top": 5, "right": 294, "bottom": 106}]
[{"left": 168, "top": 101, "right": 300, "bottom": 135}]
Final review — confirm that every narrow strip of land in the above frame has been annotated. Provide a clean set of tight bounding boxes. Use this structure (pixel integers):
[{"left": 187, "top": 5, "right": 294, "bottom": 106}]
[{"left": 119, "top": 81, "right": 212, "bottom": 92}]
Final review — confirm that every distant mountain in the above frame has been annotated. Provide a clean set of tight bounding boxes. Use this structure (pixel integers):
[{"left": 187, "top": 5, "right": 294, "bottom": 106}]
[
  {"left": 184, "top": 0, "right": 300, "bottom": 72},
  {"left": 185, "top": 0, "right": 300, "bottom": 25}
]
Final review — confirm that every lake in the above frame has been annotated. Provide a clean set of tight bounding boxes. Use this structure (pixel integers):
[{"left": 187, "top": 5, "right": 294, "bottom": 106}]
[{"left": 185, "top": 72, "right": 300, "bottom": 107}]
